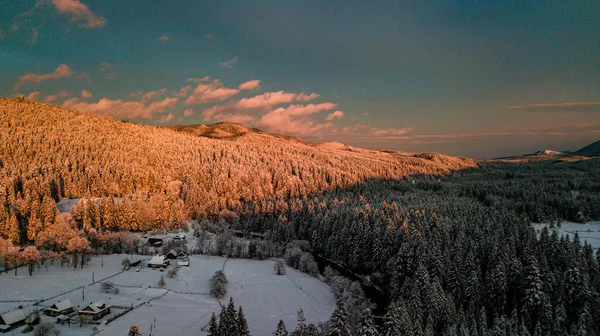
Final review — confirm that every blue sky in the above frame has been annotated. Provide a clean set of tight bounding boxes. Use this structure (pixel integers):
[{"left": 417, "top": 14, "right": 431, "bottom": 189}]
[{"left": 1, "top": 0, "right": 599, "bottom": 157}]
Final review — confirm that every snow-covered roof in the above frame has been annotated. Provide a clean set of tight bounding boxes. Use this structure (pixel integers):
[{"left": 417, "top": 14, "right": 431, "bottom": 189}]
[
  {"left": 148, "top": 255, "right": 166, "bottom": 265},
  {"left": 48, "top": 299, "right": 73, "bottom": 312},
  {"left": 0, "top": 309, "right": 25, "bottom": 325},
  {"left": 80, "top": 301, "right": 109, "bottom": 313},
  {"left": 166, "top": 249, "right": 177, "bottom": 256}
]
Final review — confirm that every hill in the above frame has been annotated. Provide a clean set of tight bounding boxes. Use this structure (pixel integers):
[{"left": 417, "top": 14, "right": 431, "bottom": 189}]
[
  {"left": 576, "top": 140, "right": 600, "bottom": 156},
  {"left": 0, "top": 97, "right": 475, "bottom": 242}
]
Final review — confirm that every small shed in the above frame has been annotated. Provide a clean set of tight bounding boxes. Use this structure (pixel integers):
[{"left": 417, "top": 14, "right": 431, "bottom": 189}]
[
  {"left": 0, "top": 309, "right": 26, "bottom": 333},
  {"left": 45, "top": 299, "right": 74, "bottom": 317},
  {"left": 78, "top": 301, "right": 111, "bottom": 321},
  {"left": 176, "top": 251, "right": 187, "bottom": 259},
  {"left": 148, "top": 255, "right": 169, "bottom": 268},
  {"left": 173, "top": 232, "right": 186, "bottom": 241}
]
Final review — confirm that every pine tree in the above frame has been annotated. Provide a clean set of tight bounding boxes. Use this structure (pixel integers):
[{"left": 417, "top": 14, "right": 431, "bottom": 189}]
[
  {"left": 209, "top": 312, "right": 219, "bottom": 336},
  {"left": 294, "top": 309, "right": 308, "bottom": 336},
  {"left": 328, "top": 296, "right": 351, "bottom": 336},
  {"left": 274, "top": 320, "right": 289, "bottom": 336},
  {"left": 237, "top": 306, "right": 250, "bottom": 336},
  {"left": 357, "top": 308, "right": 379, "bottom": 336}
]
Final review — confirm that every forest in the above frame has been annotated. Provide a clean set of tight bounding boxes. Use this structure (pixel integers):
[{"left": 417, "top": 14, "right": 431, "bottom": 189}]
[{"left": 1, "top": 97, "right": 600, "bottom": 335}]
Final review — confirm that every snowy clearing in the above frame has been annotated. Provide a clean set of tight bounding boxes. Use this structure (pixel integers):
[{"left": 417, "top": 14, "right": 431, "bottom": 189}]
[
  {"left": 532, "top": 221, "right": 600, "bottom": 251},
  {"left": 0, "top": 254, "right": 335, "bottom": 335}
]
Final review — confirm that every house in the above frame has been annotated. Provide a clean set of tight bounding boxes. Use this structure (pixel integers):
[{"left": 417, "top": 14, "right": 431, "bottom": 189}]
[
  {"left": 177, "top": 258, "right": 189, "bottom": 267},
  {"left": 173, "top": 232, "right": 186, "bottom": 241},
  {"left": 0, "top": 309, "right": 26, "bottom": 333},
  {"left": 176, "top": 251, "right": 187, "bottom": 259},
  {"left": 148, "top": 255, "right": 169, "bottom": 268},
  {"left": 165, "top": 249, "right": 178, "bottom": 259},
  {"left": 147, "top": 237, "right": 165, "bottom": 247},
  {"left": 78, "top": 301, "right": 111, "bottom": 321},
  {"left": 44, "top": 299, "right": 74, "bottom": 317}
]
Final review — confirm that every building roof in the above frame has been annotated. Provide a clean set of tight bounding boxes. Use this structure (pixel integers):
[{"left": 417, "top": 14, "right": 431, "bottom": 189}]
[
  {"left": 148, "top": 255, "right": 166, "bottom": 265},
  {"left": 48, "top": 299, "right": 73, "bottom": 312},
  {"left": 0, "top": 309, "right": 26, "bottom": 325},
  {"left": 80, "top": 301, "right": 109, "bottom": 314}
]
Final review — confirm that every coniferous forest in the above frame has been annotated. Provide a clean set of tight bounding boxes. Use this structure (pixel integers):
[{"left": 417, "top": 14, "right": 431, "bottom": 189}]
[{"left": 1, "top": 97, "right": 600, "bottom": 335}]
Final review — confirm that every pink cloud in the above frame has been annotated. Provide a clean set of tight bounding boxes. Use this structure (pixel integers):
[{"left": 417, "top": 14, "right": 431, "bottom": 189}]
[
  {"left": 204, "top": 33, "right": 214, "bottom": 39},
  {"left": 141, "top": 88, "right": 167, "bottom": 102},
  {"left": 255, "top": 103, "right": 338, "bottom": 136},
  {"left": 371, "top": 127, "right": 412, "bottom": 137},
  {"left": 186, "top": 76, "right": 211, "bottom": 84},
  {"left": 325, "top": 110, "right": 344, "bottom": 121},
  {"left": 183, "top": 80, "right": 241, "bottom": 105},
  {"left": 238, "top": 79, "right": 261, "bottom": 91},
  {"left": 44, "top": 91, "right": 72, "bottom": 103},
  {"left": 175, "top": 85, "right": 192, "bottom": 98},
  {"left": 14, "top": 64, "right": 73, "bottom": 90},
  {"left": 81, "top": 89, "right": 92, "bottom": 99},
  {"left": 183, "top": 109, "right": 195, "bottom": 117},
  {"left": 219, "top": 56, "right": 238, "bottom": 69},
  {"left": 158, "top": 34, "right": 170, "bottom": 42},
  {"left": 100, "top": 62, "right": 113, "bottom": 72},
  {"left": 362, "top": 111, "right": 370, "bottom": 116},
  {"left": 156, "top": 113, "right": 175, "bottom": 123},
  {"left": 63, "top": 96, "right": 177, "bottom": 120},
  {"left": 51, "top": 0, "right": 106, "bottom": 29},
  {"left": 26, "top": 92, "right": 40, "bottom": 101}
]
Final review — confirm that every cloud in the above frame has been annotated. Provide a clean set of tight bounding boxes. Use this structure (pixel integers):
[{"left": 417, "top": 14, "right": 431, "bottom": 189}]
[
  {"left": 51, "top": 0, "right": 106, "bottom": 29},
  {"left": 186, "top": 76, "right": 211, "bottom": 84},
  {"left": 372, "top": 127, "right": 412, "bottom": 136},
  {"left": 175, "top": 85, "right": 192, "bottom": 98},
  {"left": 201, "top": 91, "right": 320, "bottom": 121},
  {"left": 104, "top": 72, "right": 117, "bottom": 80},
  {"left": 156, "top": 113, "right": 175, "bottom": 124},
  {"left": 204, "top": 33, "right": 214, "bottom": 39},
  {"left": 362, "top": 111, "right": 370, "bottom": 116},
  {"left": 63, "top": 96, "right": 178, "bottom": 120},
  {"left": 183, "top": 80, "right": 241, "bottom": 105},
  {"left": 129, "top": 90, "right": 143, "bottom": 97},
  {"left": 183, "top": 109, "right": 195, "bottom": 117},
  {"left": 219, "top": 56, "right": 238, "bottom": 69},
  {"left": 325, "top": 110, "right": 344, "bottom": 121},
  {"left": 14, "top": 64, "right": 73, "bottom": 90},
  {"left": 141, "top": 88, "right": 167, "bottom": 102},
  {"left": 158, "top": 34, "right": 170, "bottom": 42},
  {"left": 256, "top": 103, "right": 339, "bottom": 136},
  {"left": 44, "top": 91, "right": 72, "bottom": 103},
  {"left": 238, "top": 80, "right": 261, "bottom": 91},
  {"left": 506, "top": 102, "right": 600, "bottom": 113},
  {"left": 80, "top": 89, "right": 92, "bottom": 99},
  {"left": 26, "top": 92, "right": 40, "bottom": 101},
  {"left": 100, "top": 62, "right": 113, "bottom": 72}
]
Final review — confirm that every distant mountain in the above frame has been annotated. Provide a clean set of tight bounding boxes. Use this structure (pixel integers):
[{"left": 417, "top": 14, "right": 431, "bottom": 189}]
[{"left": 575, "top": 140, "right": 600, "bottom": 156}]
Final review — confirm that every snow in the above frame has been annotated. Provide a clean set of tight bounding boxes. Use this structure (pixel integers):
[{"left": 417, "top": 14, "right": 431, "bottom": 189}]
[
  {"left": 0, "top": 254, "right": 335, "bottom": 335},
  {"left": 532, "top": 221, "right": 600, "bottom": 251}
]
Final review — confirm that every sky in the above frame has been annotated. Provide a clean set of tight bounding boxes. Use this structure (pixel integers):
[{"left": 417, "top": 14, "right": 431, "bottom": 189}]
[{"left": 1, "top": 0, "right": 599, "bottom": 158}]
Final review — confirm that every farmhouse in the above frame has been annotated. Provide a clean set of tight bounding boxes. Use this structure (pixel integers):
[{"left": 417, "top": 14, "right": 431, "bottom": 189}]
[
  {"left": 78, "top": 301, "right": 111, "bottom": 321},
  {"left": 148, "top": 255, "right": 169, "bottom": 268},
  {"left": 45, "top": 299, "right": 74, "bottom": 317},
  {"left": 0, "top": 309, "right": 26, "bottom": 333}
]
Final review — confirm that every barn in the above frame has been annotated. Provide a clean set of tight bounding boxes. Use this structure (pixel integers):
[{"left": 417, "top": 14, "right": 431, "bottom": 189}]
[
  {"left": 0, "top": 309, "right": 26, "bottom": 333},
  {"left": 45, "top": 299, "right": 74, "bottom": 317}
]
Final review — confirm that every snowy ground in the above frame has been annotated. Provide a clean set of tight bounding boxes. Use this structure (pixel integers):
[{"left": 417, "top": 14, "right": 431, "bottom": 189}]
[
  {"left": 0, "top": 254, "right": 335, "bottom": 336},
  {"left": 532, "top": 221, "right": 600, "bottom": 251}
]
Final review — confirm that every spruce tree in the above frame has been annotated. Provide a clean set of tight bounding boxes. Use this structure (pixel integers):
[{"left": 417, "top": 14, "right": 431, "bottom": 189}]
[
  {"left": 357, "top": 308, "right": 379, "bottom": 336},
  {"left": 209, "top": 312, "right": 219, "bottom": 336},
  {"left": 274, "top": 320, "right": 289, "bottom": 336},
  {"left": 237, "top": 306, "right": 250, "bottom": 336},
  {"left": 328, "top": 297, "right": 351, "bottom": 336}
]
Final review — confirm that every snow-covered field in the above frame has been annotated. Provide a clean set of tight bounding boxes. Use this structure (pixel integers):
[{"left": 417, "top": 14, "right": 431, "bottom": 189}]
[
  {"left": 0, "top": 255, "right": 335, "bottom": 335},
  {"left": 532, "top": 221, "right": 600, "bottom": 251}
]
